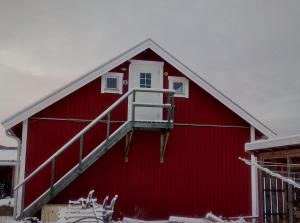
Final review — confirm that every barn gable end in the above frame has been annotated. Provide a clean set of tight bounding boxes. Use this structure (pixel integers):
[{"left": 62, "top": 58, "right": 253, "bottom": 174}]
[
  {"left": 2, "top": 39, "right": 275, "bottom": 220},
  {"left": 2, "top": 39, "right": 275, "bottom": 138}
]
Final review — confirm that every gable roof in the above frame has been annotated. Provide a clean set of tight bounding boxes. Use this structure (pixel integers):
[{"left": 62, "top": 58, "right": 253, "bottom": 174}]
[{"left": 1, "top": 39, "right": 276, "bottom": 138}]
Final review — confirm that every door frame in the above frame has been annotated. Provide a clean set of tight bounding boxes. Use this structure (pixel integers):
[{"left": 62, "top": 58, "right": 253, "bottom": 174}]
[{"left": 127, "top": 59, "right": 164, "bottom": 121}]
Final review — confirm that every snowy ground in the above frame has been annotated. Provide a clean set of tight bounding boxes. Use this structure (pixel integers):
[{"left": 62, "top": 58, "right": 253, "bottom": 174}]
[{"left": 0, "top": 195, "right": 251, "bottom": 222}]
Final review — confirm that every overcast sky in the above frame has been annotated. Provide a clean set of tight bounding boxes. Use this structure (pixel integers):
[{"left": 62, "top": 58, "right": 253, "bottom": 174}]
[{"left": 1, "top": 0, "right": 300, "bottom": 146}]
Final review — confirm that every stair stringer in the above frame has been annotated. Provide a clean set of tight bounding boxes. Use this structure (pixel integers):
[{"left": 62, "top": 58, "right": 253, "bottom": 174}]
[{"left": 21, "top": 121, "right": 132, "bottom": 218}]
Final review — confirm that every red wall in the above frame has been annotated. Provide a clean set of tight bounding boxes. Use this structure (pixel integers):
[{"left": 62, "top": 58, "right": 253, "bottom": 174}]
[{"left": 23, "top": 49, "right": 252, "bottom": 219}]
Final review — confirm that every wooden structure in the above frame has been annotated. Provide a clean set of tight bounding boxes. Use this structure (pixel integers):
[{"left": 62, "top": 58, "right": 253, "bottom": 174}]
[{"left": 246, "top": 134, "right": 300, "bottom": 223}]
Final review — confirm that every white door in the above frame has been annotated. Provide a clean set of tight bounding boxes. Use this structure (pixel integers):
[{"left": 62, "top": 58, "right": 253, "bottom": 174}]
[{"left": 128, "top": 60, "right": 164, "bottom": 121}]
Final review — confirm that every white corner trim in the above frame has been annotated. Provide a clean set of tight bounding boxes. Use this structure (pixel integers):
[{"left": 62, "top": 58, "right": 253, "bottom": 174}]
[
  {"left": 168, "top": 76, "right": 189, "bottom": 98},
  {"left": 250, "top": 126, "right": 259, "bottom": 220},
  {"left": 101, "top": 72, "right": 123, "bottom": 94},
  {"left": 1, "top": 38, "right": 276, "bottom": 138},
  {"left": 16, "top": 119, "right": 28, "bottom": 218}
]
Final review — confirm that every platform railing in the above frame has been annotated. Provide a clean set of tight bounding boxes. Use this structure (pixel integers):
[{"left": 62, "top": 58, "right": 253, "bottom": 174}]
[{"left": 14, "top": 88, "right": 175, "bottom": 215}]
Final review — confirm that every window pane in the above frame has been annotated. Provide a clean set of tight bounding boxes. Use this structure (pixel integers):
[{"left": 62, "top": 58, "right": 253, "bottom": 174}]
[
  {"left": 173, "top": 82, "right": 183, "bottom": 93},
  {"left": 146, "top": 79, "right": 151, "bottom": 88},
  {"left": 146, "top": 73, "right": 151, "bottom": 79},
  {"left": 140, "top": 78, "right": 145, "bottom": 88},
  {"left": 140, "top": 73, "right": 145, "bottom": 79},
  {"left": 106, "top": 77, "right": 118, "bottom": 89}
]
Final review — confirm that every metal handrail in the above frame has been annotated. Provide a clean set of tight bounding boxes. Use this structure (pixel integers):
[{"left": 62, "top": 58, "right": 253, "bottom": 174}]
[{"left": 15, "top": 88, "right": 175, "bottom": 191}]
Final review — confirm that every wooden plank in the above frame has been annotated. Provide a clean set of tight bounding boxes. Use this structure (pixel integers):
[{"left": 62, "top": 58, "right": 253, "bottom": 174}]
[
  {"left": 258, "top": 148, "right": 300, "bottom": 160},
  {"left": 41, "top": 204, "right": 68, "bottom": 223}
]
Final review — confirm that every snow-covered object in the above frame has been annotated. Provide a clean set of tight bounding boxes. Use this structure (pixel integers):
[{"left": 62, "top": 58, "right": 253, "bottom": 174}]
[
  {"left": 0, "top": 197, "right": 14, "bottom": 207},
  {"left": 122, "top": 217, "right": 168, "bottom": 223},
  {"left": 205, "top": 213, "right": 224, "bottom": 222},
  {"left": 57, "top": 204, "right": 107, "bottom": 222},
  {"left": 56, "top": 191, "right": 117, "bottom": 223},
  {"left": 0, "top": 217, "right": 41, "bottom": 223},
  {"left": 169, "top": 216, "right": 211, "bottom": 223}
]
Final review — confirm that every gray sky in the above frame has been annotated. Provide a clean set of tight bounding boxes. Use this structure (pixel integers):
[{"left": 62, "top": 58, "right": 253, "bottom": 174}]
[{"left": 1, "top": 0, "right": 300, "bottom": 146}]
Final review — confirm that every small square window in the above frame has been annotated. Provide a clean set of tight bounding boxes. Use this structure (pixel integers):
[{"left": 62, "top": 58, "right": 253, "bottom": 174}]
[
  {"left": 101, "top": 72, "right": 123, "bottom": 94},
  {"left": 168, "top": 76, "right": 189, "bottom": 98},
  {"left": 173, "top": 82, "right": 184, "bottom": 94},
  {"left": 106, "top": 77, "right": 118, "bottom": 90}
]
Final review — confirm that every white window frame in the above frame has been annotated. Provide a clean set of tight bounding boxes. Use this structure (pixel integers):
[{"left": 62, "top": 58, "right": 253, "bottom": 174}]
[
  {"left": 168, "top": 76, "right": 189, "bottom": 98},
  {"left": 101, "top": 72, "right": 123, "bottom": 94}
]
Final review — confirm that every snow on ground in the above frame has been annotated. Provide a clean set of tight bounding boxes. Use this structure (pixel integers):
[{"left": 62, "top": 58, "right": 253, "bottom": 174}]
[{"left": 122, "top": 217, "right": 168, "bottom": 223}]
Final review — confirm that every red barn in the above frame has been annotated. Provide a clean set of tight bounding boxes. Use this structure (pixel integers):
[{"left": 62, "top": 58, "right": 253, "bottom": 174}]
[{"left": 2, "top": 39, "right": 276, "bottom": 220}]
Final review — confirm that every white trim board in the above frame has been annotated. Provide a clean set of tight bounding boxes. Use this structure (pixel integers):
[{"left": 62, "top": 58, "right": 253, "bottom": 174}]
[
  {"left": 1, "top": 39, "right": 276, "bottom": 138},
  {"left": 250, "top": 126, "right": 259, "bottom": 220},
  {"left": 16, "top": 119, "right": 28, "bottom": 218},
  {"left": 246, "top": 133, "right": 300, "bottom": 152}
]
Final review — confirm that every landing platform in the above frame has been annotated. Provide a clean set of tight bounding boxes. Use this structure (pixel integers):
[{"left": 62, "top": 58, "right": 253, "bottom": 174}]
[{"left": 132, "top": 120, "right": 173, "bottom": 131}]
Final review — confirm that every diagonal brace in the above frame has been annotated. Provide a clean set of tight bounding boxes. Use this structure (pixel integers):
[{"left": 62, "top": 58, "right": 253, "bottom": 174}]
[
  {"left": 124, "top": 130, "right": 133, "bottom": 163},
  {"left": 160, "top": 131, "right": 170, "bottom": 163}
]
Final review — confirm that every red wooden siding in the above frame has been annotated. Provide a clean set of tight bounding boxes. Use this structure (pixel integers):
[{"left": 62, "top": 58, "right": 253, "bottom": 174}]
[{"left": 23, "top": 49, "right": 252, "bottom": 219}]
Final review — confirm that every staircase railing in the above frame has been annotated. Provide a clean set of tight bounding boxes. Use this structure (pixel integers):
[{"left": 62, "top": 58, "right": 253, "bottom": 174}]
[{"left": 14, "top": 88, "right": 175, "bottom": 214}]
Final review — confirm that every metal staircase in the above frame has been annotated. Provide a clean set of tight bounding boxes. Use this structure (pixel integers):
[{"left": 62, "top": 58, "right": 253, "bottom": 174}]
[{"left": 14, "top": 88, "right": 175, "bottom": 218}]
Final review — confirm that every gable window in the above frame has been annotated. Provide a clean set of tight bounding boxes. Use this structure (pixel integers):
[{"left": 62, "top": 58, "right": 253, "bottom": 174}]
[
  {"left": 140, "top": 72, "right": 151, "bottom": 88},
  {"left": 101, "top": 72, "right": 123, "bottom": 94},
  {"left": 168, "top": 76, "right": 189, "bottom": 98}
]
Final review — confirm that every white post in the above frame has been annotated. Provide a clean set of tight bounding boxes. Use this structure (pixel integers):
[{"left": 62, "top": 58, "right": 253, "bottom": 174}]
[
  {"left": 250, "top": 126, "right": 259, "bottom": 221},
  {"left": 16, "top": 119, "right": 28, "bottom": 218}
]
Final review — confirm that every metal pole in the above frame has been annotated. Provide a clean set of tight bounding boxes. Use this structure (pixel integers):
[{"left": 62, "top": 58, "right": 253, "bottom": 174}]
[
  {"left": 167, "top": 93, "right": 171, "bottom": 128},
  {"left": 106, "top": 113, "right": 110, "bottom": 145},
  {"left": 171, "top": 94, "right": 174, "bottom": 120},
  {"left": 131, "top": 90, "right": 136, "bottom": 124},
  {"left": 50, "top": 158, "right": 55, "bottom": 194},
  {"left": 79, "top": 135, "right": 83, "bottom": 167}
]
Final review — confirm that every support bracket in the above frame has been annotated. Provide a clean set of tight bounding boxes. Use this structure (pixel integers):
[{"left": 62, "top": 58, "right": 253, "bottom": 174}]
[
  {"left": 160, "top": 130, "right": 170, "bottom": 163},
  {"left": 124, "top": 130, "right": 133, "bottom": 163}
]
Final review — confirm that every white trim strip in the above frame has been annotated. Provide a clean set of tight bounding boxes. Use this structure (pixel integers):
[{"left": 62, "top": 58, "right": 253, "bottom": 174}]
[
  {"left": 16, "top": 119, "right": 28, "bottom": 218},
  {"left": 250, "top": 126, "right": 259, "bottom": 222}
]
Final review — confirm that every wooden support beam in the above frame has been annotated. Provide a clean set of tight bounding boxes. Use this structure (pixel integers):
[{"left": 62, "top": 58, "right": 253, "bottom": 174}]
[
  {"left": 124, "top": 130, "right": 133, "bottom": 163},
  {"left": 258, "top": 147, "right": 300, "bottom": 160},
  {"left": 160, "top": 131, "right": 170, "bottom": 163}
]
